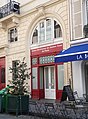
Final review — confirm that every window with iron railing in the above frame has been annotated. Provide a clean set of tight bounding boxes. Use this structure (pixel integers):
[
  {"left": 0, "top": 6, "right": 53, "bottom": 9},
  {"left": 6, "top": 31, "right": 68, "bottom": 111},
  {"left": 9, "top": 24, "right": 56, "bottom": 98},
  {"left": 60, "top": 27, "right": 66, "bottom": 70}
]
[{"left": 0, "top": 1, "right": 20, "bottom": 19}]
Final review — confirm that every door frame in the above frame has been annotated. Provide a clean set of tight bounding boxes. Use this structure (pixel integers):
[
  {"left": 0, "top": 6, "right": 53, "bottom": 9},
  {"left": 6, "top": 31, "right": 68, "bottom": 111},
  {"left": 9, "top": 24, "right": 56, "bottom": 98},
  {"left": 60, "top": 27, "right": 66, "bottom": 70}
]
[{"left": 44, "top": 66, "right": 56, "bottom": 99}]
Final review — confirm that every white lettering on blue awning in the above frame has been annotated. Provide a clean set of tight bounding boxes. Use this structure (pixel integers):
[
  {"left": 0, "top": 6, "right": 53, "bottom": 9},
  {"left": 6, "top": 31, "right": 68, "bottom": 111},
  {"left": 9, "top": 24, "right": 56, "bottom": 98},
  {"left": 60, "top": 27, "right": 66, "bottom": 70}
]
[
  {"left": 77, "top": 55, "right": 83, "bottom": 60},
  {"left": 85, "top": 54, "right": 88, "bottom": 59}
]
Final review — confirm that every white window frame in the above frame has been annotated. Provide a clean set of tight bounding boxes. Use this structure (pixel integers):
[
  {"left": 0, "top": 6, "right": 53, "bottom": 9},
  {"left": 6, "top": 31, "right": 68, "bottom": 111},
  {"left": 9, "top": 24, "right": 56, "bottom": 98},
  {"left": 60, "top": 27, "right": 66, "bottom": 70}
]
[
  {"left": 86, "top": 0, "right": 88, "bottom": 24},
  {"left": 8, "top": 27, "right": 18, "bottom": 43},
  {"left": 31, "top": 18, "right": 62, "bottom": 46}
]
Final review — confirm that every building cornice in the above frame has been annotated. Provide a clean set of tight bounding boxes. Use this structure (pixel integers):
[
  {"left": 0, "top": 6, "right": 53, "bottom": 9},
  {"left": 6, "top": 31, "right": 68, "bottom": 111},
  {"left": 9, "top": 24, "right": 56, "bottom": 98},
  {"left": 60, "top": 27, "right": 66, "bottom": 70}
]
[{"left": 20, "top": 0, "right": 66, "bottom": 18}]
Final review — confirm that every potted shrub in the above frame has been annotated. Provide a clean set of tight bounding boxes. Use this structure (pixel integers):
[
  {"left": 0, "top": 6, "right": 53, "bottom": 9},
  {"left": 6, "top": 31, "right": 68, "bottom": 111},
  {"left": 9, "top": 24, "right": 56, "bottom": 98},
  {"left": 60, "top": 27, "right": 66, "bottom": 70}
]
[
  {"left": 83, "top": 24, "right": 88, "bottom": 38},
  {"left": 6, "top": 58, "right": 30, "bottom": 116}
]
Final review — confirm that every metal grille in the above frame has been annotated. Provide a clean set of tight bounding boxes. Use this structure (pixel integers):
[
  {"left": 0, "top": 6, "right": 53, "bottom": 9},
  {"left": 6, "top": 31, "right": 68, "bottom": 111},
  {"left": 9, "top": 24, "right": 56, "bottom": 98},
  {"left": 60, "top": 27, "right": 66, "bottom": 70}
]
[
  {"left": 0, "top": 1, "right": 20, "bottom": 19},
  {"left": 39, "top": 55, "right": 54, "bottom": 64}
]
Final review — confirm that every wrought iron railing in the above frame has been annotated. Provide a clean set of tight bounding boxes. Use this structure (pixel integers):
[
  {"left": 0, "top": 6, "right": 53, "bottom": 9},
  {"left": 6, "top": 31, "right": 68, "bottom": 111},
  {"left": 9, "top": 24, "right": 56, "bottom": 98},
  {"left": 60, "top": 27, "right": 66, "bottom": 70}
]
[{"left": 0, "top": 1, "right": 20, "bottom": 19}]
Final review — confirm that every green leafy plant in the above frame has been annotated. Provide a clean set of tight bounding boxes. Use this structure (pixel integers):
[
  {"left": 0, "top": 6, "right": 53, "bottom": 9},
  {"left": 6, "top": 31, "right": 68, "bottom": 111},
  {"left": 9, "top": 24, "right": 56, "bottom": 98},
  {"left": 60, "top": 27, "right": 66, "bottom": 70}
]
[{"left": 9, "top": 57, "right": 30, "bottom": 95}]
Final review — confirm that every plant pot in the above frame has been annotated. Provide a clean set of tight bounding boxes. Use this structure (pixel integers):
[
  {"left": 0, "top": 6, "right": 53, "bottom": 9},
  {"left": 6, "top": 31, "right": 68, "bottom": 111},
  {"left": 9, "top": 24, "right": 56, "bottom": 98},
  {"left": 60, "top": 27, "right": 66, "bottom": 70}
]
[
  {"left": 6, "top": 95, "right": 29, "bottom": 116},
  {"left": 0, "top": 94, "right": 10, "bottom": 112},
  {"left": 2, "top": 94, "right": 10, "bottom": 112},
  {"left": 0, "top": 94, "right": 3, "bottom": 112}
]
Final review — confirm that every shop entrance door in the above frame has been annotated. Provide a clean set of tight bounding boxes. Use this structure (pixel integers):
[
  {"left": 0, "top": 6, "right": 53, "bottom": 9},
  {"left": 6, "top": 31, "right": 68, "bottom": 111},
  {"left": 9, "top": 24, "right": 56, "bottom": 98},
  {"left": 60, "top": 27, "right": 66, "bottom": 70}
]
[
  {"left": 44, "top": 66, "right": 56, "bottom": 99},
  {"left": 0, "top": 67, "right": 5, "bottom": 90},
  {"left": 85, "top": 62, "right": 88, "bottom": 95}
]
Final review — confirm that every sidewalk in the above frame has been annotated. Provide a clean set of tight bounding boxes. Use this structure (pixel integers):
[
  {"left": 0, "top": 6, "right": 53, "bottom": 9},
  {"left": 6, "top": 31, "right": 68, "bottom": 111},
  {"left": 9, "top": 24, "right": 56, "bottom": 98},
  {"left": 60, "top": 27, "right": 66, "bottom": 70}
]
[{"left": 0, "top": 114, "right": 43, "bottom": 119}]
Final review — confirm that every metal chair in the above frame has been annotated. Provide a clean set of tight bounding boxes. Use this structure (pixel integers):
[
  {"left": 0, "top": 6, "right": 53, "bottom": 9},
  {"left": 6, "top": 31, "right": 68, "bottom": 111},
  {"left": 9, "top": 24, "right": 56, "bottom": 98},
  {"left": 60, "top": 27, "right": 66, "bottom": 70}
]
[
  {"left": 83, "top": 94, "right": 88, "bottom": 102},
  {"left": 55, "top": 102, "right": 68, "bottom": 119},
  {"left": 44, "top": 102, "right": 56, "bottom": 119},
  {"left": 36, "top": 101, "right": 46, "bottom": 118},
  {"left": 73, "top": 91, "right": 85, "bottom": 104},
  {"left": 29, "top": 100, "right": 39, "bottom": 119},
  {"left": 63, "top": 101, "right": 78, "bottom": 119}
]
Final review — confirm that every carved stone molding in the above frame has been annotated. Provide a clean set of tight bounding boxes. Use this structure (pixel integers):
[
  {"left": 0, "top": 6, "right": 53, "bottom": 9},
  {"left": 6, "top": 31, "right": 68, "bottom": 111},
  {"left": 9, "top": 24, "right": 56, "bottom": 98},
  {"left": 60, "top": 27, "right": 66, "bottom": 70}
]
[
  {"left": 0, "top": 14, "right": 20, "bottom": 30},
  {"left": 36, "top": 6, "right": 46, "bottom": 18},
  {"left": 0, "top": 22, "right": 7, "bottom": 30},
  {"left": 12, "top": 16, "right": 20, "bottom": 24}
]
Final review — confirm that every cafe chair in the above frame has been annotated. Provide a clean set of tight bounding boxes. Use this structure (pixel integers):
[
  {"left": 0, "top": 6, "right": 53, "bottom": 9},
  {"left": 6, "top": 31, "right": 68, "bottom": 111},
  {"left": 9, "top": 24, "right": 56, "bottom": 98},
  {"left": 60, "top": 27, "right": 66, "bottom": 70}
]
[
  {"left": 73, "top": 91, "right": 85, "bottom": 104},
  {"left": 29, "top": 100, "right": 39, "bottom": 118},
  {"left": 44, "top": 102, "right": 56, "bottom": 119},
  {"left": 83, "top": 94, "right": 88, "bottom": 102}
]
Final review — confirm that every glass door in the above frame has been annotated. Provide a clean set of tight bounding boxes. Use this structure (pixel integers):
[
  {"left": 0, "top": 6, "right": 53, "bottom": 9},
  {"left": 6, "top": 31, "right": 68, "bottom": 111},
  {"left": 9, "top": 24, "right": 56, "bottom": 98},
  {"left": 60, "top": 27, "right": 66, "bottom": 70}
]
[{"left": 44, "top": 66, "right": 56, "bottom": 99}]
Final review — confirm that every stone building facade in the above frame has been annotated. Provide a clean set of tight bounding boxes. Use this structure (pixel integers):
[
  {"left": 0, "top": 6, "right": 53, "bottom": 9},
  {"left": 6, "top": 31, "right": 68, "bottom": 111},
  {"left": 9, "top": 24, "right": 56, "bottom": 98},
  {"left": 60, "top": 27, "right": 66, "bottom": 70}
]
[{"left": 0, "top": 0, "right": 70, "bottom": 99}]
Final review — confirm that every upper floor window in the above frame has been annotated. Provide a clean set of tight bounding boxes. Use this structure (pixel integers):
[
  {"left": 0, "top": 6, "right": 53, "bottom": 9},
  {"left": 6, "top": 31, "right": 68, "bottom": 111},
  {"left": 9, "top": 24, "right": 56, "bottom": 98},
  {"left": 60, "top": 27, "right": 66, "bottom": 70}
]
[
  {"left": 83, "top": 0, "right": 88, "bottom": 24},
  {"left": 32, "top": 18, "right": 62, "bottom": 44},
  {"left": 86, "top": 0, "right": 88, "bottom": 23},
  {"left": 8, "top": 27, "right": 18, "bottom": 43}
]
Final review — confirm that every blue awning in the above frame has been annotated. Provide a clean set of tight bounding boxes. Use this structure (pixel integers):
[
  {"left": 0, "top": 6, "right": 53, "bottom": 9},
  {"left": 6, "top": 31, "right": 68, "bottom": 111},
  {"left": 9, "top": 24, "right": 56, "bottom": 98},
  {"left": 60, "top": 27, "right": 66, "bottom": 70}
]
[{"left": 55, "top": 43, "right": 88, "bottom": 63}]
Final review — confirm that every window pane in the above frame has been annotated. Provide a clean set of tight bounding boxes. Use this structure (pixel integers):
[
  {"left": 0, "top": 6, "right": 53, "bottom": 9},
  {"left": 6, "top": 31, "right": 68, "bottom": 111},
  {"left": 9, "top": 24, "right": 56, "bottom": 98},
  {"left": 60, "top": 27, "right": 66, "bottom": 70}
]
[
  {"left": 32, "top": 58, "right": 37, "bottom": 65},
  {"left": 86, "top": 0, "right": 88, "bottom": 22},
  {"left": 32, "top": 68, "right": 38, "bottom": 89},
  {"left": 39, "top": 22, "right": 45, "bottom": 42},
  {"left": 10, "top": 29, "right": 14, "bottom": 42},
  {"left": 50, "top": 67, "right": 55, "bottom": 89},
  {"left": 9, "top": 27, "right": 18, "bottom": 42},
  {"left": 14, "top": 28, "right": 17, "bottom": 41},
  {"left": 1, "top": 68, "right": 5, "bottom": 83},
  {"left": 39, "top": 67, "right": 43, "bottom": 89},
  {"left": 46, "top": 19, "right": 52, "bottom": 41},
  {"left": 57, "top": 65, "right": 64, "bottom": 90},
  {"left": 54, "top": 20, "right": 62, "bottom": 38},
  {"left": 44, "top": 67, "right": 49, "bottom": 89},
  {"left": 32, "top": 27, "right": 38, "bottom": 44}
]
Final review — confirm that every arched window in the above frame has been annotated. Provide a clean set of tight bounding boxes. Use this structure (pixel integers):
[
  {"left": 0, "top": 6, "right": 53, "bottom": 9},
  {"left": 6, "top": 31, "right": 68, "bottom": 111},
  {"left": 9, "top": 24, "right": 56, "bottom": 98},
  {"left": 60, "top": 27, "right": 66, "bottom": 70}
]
[{"left": 32, "top": 18, "right": 62, "bottom": 44}]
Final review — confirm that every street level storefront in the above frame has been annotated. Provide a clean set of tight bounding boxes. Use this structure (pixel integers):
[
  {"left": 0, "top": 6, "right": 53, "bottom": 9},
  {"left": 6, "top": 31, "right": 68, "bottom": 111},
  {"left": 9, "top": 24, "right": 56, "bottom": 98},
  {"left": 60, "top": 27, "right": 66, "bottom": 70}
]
[
  {"left": 0, "top": 57, "right": 5, "bottom": 90},
  {"left": 55, "top": 43, "right": 88, "bottom": 97},
  {"left": 31, "top": 44, "right": 64, "bottom": 100}
]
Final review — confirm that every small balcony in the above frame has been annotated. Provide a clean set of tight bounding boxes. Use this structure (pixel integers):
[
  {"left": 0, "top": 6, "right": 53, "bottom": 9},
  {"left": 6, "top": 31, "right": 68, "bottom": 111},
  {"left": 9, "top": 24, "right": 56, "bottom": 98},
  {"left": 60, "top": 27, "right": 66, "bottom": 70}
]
[
  {"left": 0, "top": 1, "right": 20, "bottom": 19},
  {"left": 0, "top": 1, "right": 20, "bottom": 30}
]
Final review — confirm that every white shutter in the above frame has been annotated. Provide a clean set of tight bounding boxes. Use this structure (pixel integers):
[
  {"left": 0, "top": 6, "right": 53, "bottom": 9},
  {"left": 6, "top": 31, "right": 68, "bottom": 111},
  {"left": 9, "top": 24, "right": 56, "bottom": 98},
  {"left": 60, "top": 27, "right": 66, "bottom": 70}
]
[{"left": 72, "top": 0, "right": 83, "bottom": 39}]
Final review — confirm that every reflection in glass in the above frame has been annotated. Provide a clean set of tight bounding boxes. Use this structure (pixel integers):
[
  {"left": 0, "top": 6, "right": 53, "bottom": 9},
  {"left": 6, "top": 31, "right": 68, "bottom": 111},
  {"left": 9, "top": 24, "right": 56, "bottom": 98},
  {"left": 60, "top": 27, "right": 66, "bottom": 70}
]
[
  {"left": 58, "top": 65, "right": 64, "bottom": 90},
  {"left": 32, "top": 27, "right": 38, "bottom": 44},
  {"left": 54, "top": 20, "right": 62, "bottom": 38},
  {"left": 51, "top": 67, "right": 54, "bottom": 89},
  {"left": 40, "top": 67, "right": 43, "bottom": 89},
  {"left": 32, "top": 67, "right": 38, "bottom": 89},
  {"left": 46, "top": 19, "right": 52, "bottom": 41},
  {"left": 45, "top": 67, "right": 49, "bottom": 89}
]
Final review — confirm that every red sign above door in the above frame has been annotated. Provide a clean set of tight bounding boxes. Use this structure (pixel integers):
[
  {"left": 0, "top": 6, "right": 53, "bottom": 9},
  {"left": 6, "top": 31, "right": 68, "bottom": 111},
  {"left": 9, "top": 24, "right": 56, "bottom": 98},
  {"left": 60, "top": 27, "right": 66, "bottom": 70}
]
[{"left": 31, "top": 44, "right": 63, "bottom": 56}]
